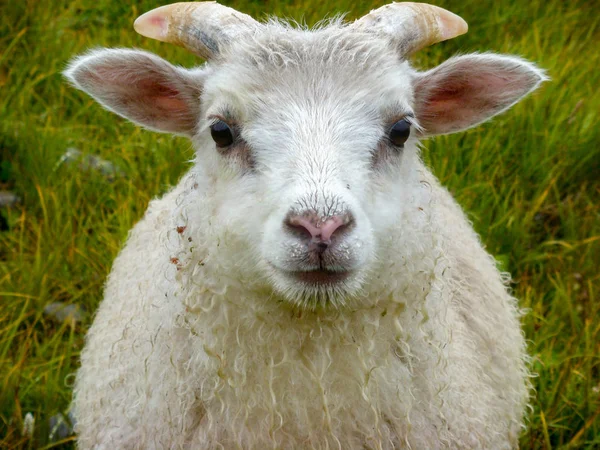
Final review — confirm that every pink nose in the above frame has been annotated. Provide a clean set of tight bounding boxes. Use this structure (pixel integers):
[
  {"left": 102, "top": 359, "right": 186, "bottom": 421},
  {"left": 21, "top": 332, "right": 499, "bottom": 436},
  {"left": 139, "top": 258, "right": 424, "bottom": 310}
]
[{"left": 285, "top": 212, "right": 354, "bottom": 244}]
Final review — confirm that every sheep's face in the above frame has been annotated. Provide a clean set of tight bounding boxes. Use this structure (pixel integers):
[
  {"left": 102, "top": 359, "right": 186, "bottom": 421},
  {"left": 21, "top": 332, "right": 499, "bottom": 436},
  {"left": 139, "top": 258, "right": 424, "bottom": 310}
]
[
  {"left": 65, "top": 4, "right": 545, "bottom": 309},
  {"left": 196, "top": 30, "right": 419, "bottom": 307}
]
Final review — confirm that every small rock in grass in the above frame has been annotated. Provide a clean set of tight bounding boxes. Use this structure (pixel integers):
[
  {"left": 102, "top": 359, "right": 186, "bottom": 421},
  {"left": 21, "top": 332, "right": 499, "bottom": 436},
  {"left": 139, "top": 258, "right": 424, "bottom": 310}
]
[
  {"left": 48, "top": 411, "right": 76, "bottom": 441},
  {"left": 55, "top": 147, "right": 124, "bottom": 180},
  {"left": 22, "top": 412, "right": 35, "bottom": 437},
  {"left": 0, "top": 191, "right": 20, "bottom": 208},
  {"left": 43, "top": 302, "right": 84, "bottom": 324}
]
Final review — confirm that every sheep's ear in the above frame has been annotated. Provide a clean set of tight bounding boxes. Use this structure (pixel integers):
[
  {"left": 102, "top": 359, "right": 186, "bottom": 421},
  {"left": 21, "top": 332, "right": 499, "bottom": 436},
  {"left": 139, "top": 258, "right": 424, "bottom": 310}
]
[
  {"left": 413, "top": 54, "right": 546, "bottom": 136},
  {"left": 64, "top": 49, "right": 205, "bottom": 136}
]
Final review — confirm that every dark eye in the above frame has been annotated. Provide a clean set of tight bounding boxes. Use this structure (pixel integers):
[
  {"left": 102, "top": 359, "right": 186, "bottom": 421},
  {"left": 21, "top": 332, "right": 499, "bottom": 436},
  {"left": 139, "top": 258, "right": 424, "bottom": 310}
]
[
  {"left": 210, "top": 120, "right": 234, "bottom": 148},
  {"left": 388, "top": 118, "right": 411, "bottom": 147}
]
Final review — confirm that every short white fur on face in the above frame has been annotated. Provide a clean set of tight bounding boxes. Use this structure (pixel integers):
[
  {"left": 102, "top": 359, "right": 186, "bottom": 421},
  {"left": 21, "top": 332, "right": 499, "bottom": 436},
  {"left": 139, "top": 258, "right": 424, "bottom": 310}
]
[
  {"left": 193, "top": 26, "right": 422, "bottom": 308},
  {"left": 66, "top": 4, "right": 546, "bottom": 449}
]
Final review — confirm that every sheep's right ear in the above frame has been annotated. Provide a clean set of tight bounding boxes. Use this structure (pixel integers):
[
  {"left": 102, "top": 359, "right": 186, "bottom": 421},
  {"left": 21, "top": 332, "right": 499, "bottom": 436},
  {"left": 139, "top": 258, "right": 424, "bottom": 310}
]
[{"left": 64, "top": 49, "right": 205, "bottom": 136}]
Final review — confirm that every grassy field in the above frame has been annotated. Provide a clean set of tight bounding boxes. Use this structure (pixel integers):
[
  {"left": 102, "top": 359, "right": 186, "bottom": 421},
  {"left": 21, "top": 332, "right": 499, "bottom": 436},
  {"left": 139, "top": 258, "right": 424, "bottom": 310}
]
[{"left": 1, "top": 0, "right": 598, "bottom": 448}]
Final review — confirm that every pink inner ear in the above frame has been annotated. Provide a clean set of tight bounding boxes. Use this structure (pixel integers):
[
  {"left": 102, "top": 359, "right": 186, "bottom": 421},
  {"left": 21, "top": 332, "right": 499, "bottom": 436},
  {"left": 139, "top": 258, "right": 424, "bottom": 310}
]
[
  {"left": 421, "top": 74, "right": 504, "bottom": 130},
  {"left": 138, "top": 78, "right": 179, "bottom": 97},
  {"left": 68, "top": 49, "right": 203, "bottom": 134},
  {"left": 414, "top": 56, "right": 542, "bottom": 136},
  {"left": 92, "top": 64, "right": 185, "bottom": 110},
  {"left": 153, "top": 95, "right": 188, "bottom": 112},
  {"left": 138, "top": 79, "right": 187, "bottom": 113},
  {"left": 85, "top": 64, "right": 195, "bottom": 132}
]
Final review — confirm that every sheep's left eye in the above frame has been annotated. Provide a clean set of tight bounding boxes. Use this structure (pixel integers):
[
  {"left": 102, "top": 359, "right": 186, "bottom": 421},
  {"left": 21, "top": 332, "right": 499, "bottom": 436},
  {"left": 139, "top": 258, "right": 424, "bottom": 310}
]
[{"left": 389, "top": 119, "right": 411, "bottom": 147}]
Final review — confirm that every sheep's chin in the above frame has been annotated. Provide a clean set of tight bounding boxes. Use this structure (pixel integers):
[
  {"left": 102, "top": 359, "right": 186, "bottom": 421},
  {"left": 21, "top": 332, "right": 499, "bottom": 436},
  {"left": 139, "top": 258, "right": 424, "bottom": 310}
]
[{"left": 268, "top": 267, "right": 365, "bottom": 310}]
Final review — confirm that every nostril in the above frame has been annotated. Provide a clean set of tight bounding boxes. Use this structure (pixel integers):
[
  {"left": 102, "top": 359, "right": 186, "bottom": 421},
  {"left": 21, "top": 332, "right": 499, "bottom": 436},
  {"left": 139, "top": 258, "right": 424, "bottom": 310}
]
[
  {"left": 319, "top": 214, "right": 353, "bottom": 241},
  {"left": 284, "top": 212, "right": 355, "bottom": 243},
  {"left": 285, "top": 215, "right": 320, "bottom": 240}
]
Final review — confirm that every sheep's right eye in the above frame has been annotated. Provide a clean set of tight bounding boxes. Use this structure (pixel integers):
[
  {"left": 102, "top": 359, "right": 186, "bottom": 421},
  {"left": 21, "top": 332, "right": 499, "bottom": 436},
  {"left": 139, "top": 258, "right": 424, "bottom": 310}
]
[
  {"left": 210, "top": 120, "right": 234, "bottom": 148},
  {"left": 388, "top": 118, "right": 411, "bottom": 147}
]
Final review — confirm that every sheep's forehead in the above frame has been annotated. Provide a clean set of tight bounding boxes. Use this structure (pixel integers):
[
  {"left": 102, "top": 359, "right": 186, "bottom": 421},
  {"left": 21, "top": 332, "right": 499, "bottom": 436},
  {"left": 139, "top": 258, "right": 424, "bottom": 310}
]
[
  {"left": 231, "top": 24, "right": 395, "bottom": 70},
  {"left": 205, "top": 25, "right": 414, "bottom": 121}
]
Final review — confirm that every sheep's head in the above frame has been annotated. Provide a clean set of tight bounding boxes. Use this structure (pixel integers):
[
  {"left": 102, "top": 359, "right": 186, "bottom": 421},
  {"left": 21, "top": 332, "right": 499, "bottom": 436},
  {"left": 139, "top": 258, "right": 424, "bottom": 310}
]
[{"left": 65, "top": 2, "right": 545, "bottom": 309}]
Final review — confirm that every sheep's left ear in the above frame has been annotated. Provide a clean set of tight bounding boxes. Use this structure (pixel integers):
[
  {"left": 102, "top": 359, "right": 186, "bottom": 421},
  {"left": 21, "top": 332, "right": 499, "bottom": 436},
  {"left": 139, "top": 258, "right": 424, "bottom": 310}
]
[{"left": 413, "top": 54, "right": 547, "bottom": 136}]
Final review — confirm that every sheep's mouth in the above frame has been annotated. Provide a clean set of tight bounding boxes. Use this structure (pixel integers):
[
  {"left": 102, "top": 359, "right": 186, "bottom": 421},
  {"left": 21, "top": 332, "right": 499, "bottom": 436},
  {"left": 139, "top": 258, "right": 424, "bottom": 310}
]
[
  {"left": 268, "top": 263, "right": 362, "bottom": 307},
  {"left": 286, "top": 269, "right": 352, "bottom": 285}
]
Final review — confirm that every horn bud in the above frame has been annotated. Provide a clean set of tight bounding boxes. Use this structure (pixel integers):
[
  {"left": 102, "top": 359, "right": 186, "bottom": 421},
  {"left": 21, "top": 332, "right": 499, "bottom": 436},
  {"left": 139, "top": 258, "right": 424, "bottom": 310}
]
[
  {"left": 134, "top": 2, "right": 259, "bottom": 60},
  {"left": 352, "top": 2, "right": 468, "bottom": 56}
]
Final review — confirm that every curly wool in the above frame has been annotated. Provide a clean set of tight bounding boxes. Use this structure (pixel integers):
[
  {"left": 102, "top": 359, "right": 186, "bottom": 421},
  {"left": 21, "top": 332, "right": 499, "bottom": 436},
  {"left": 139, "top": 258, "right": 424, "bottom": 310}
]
[{"left": 73, "top": 162, "right": 529, "bottom": 449}]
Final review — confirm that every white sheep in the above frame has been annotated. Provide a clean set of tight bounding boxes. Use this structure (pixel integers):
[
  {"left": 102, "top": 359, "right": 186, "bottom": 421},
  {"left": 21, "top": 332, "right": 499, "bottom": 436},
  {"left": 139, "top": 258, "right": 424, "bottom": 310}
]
[{"left": 65, "top": 2, "right": 545, "bottom": 449}]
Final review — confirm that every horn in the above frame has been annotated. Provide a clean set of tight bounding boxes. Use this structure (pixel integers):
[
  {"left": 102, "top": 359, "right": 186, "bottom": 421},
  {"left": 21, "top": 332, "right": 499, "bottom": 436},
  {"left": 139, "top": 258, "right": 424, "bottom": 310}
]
[
  {"left": 134, "top": 2, "right": 259, "bottom": 60},
  {"left": 352, "top": 2, "right": 468, "bottom": 56}
]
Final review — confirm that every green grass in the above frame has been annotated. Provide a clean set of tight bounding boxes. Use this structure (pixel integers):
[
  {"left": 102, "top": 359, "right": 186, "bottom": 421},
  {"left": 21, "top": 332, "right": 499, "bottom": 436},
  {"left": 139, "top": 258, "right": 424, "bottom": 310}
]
[{"left": 1, "top": 0, "right": 598, "bottom": 448}]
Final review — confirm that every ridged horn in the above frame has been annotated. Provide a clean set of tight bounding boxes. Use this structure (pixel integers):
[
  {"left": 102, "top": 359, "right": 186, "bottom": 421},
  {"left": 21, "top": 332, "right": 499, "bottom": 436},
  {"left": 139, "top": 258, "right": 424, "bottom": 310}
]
[
  {"left": 134, "top": 2, "right": 259, "bottom": 60},
  {"left": 352, "top": 2, "right": 468, "bottom": 56}
]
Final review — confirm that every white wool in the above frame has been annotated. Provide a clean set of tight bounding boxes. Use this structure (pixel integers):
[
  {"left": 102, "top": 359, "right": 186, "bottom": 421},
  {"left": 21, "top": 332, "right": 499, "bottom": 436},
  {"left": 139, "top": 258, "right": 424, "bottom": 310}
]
[
  {"left": 74, "top": 168, "right": 529, "bottom": 449},
  {"left": 68, "top": 14, "right": 543, "bottom": 450}
]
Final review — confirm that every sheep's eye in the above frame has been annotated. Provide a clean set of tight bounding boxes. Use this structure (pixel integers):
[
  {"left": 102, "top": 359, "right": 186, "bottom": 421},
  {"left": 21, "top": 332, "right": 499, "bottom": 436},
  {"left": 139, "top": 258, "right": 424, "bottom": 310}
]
[
  {"left": 210, "top": 120, "right": 234, "bottom": 148},
  {"left": 389, "top": 119, "right": 411, "bottom": 147}
]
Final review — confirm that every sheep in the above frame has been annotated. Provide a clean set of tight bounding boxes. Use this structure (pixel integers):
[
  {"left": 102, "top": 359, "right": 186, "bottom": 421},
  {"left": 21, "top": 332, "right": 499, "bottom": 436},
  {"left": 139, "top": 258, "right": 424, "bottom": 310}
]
[{"left": 64, "top": 2, "right": 546, "bottom": 449}]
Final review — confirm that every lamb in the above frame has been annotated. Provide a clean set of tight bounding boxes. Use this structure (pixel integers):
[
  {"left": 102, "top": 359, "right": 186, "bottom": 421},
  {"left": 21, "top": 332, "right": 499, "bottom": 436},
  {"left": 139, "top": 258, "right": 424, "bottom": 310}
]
[{"left": 64, "top": 2, "right": 545, "bottom": 449}]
